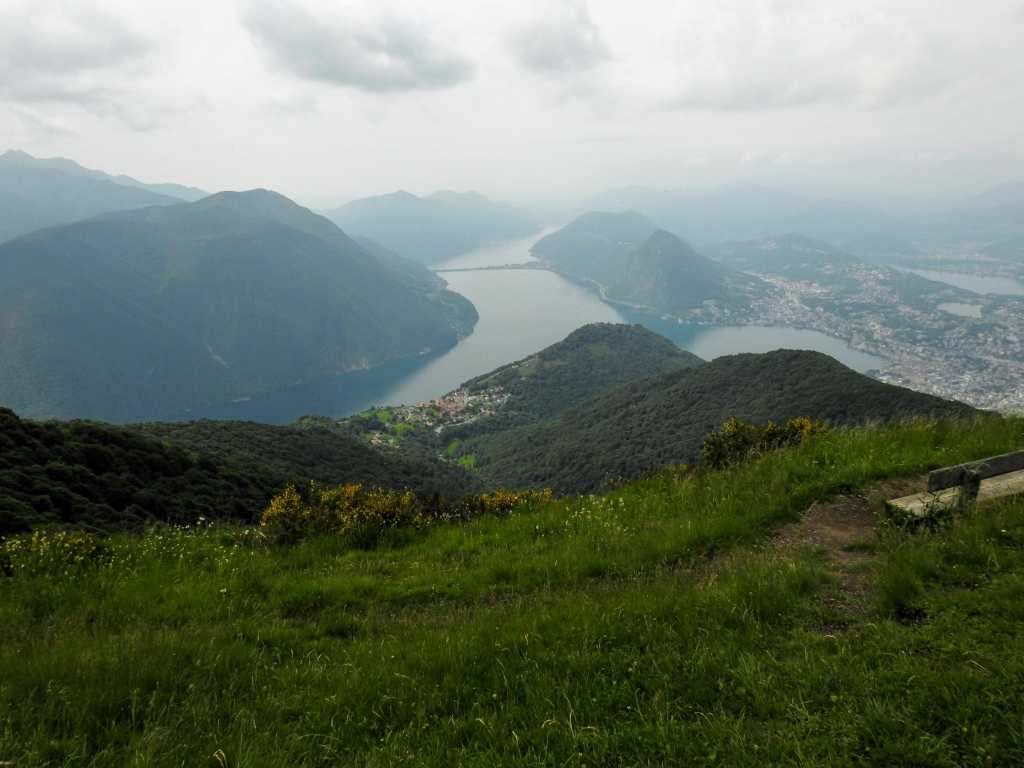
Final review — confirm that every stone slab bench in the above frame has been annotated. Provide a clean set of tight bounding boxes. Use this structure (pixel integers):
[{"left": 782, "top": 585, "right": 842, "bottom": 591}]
[{"left": 888, "top": 450, "right": 1024, "bottom": 516}]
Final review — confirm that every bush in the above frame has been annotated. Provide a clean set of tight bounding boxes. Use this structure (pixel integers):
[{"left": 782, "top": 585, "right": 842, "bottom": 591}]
[
  {"left": 260, "top": 483, "right": 554, "bottom": 545},
  {"left": 701, "top": 416, "right": 827, "bottom": 469}
]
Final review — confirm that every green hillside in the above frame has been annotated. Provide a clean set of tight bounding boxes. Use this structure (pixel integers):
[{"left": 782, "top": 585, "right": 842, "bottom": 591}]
[
  {"left": 134, "top": 420, "right": 480, "bottom": 499},
  {"left": 606, "top": 229, "right": 769, "bottom": 316},
  {"left": 3, "top": 417, "right": 1023, "bottom": 765},
  {"left": 0, "top": 407, "right": 478, "bottom": 536},
  {"left": 466, "top": 349, "right": 977, "bottom": 493},
  {"left": 328, "top": 190, "right": 537, "bottom": 264},
  {"left": 457, "top": 322, "right": 703, "bottom": 430},
  {"left": 530, "top": 210, "right": 656, "bottom": 285},
  {"left": 0, "top": 190, "right": 477, "bottom": 422}
]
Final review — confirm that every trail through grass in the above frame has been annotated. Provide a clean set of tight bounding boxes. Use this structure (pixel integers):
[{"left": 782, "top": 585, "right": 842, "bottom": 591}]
[{"left": 2, "top": 418, "right": 1024, "bottom": 766}]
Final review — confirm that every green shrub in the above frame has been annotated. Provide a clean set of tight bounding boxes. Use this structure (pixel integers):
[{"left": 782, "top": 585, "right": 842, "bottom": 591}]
[{"left": 701, "top": 416, "right": 827, "bottom": 469}]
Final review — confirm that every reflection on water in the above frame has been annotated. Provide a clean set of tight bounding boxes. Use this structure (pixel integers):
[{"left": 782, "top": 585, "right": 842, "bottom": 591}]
[{"left": 901, "top": 268, "right": 1024, "bottom": 296}]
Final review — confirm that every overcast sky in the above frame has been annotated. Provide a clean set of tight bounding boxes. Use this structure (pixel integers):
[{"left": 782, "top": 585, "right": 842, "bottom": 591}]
[{"left": 2, "top": 0, "right": 1022, "bottom": 207}]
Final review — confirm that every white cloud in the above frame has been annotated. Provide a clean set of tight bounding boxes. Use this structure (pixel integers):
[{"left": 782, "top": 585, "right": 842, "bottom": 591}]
[
  {"left": 661, "top": 2, "right": 972, "bottom": 110},
  {"left": 242, "top": 0, "right": 474, "bottom": 92},
  {"left": 509, "top": 1, "right": 611, "bottom": 75}
]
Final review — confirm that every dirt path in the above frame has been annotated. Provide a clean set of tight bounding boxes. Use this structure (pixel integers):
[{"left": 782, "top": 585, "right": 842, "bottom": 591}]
[{"left": 769, "top": 476, "right": 926, "bottom": 627}]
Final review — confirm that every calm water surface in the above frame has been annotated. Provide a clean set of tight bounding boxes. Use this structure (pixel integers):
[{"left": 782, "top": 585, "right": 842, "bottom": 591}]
[
  {"left": 180, "top": 233, "right": 890, "bottom": 423},
  {"left": 901, "top": 268, "right": 1024, "bottom": 296}
]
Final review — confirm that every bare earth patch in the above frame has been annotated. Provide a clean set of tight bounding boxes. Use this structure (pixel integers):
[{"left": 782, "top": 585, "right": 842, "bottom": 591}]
[{"left": 769, "top": 476, "right": 926, "bottom": 627}]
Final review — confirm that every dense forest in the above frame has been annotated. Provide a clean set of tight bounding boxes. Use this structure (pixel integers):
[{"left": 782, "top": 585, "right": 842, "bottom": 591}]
[
  {"left": 464, "top": 349, "right": 979, "bottom": 493},
  {"left": 452, "top": 323, "right": 702, "bottom": 436},
  {"left": 135, "top": 420, "right": 480, "bottom": 498},
  {"left": 0, "top": 409, "right": 479, "bottom": 536}
]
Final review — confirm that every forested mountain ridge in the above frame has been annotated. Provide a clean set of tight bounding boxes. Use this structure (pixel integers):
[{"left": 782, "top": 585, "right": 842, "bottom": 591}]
[
  {"left": 463, "top": 349, "right": 978, "bottom": 493},
  {"left": 328, "top": 189, "right": 538, "bottom": 264},
  {"left": 0, "top": 190, "right": 477, "bottom": 422},
  {"left": 459, "top": 323, "right": 703, "bottom": 427},
  {"left": 0, "top": 408, "right": 478, "bottom": 536},
  {"left": 529, "top": 210, "right": 657, "bottom": 285},
  {"left": 605, "top": 229, "right": 771, "bottom": 316}
]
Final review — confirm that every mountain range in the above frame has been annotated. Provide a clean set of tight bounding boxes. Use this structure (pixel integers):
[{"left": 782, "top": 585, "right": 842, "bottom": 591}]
[
  {"left": 328, "top": 190, "right": 538, "bottom": 264},
  {"left": 0, "top": 149, "right": 205, "bottom": 244},
  {"left": 0, "top": 190, "right": 476, "bottom": 422}
]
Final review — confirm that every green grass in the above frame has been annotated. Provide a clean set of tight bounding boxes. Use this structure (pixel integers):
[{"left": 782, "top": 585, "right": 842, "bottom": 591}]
[
  {"left": 2, "top": 417, "right": 1024, "bottom": 766},
  {"left": 457, "top": 452, "right": 477, "bottom": 470}
]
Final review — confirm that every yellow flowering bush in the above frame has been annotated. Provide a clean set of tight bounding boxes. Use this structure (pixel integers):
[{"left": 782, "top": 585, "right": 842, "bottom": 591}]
[
  {"left": 0, "top": 529, "right": 107, "bottom": 577},
  {"left": 701, "top": 416, "right": 828, "bottom": 469},
  {"left": 260, "top": 483, "right": 554, "bottom": 545}
]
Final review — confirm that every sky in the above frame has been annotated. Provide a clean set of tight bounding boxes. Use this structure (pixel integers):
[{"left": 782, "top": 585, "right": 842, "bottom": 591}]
[{"left": 1, "top": 0, "right": 1022, "bottom": 208}]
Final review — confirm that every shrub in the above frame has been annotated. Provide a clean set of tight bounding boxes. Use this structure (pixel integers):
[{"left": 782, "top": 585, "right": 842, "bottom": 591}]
[
  {"left": 260, "top": 484, "right": 554, "bottom": 545},
  {"left": 701, "top": 416, "right": 827, "bottom": 469}
]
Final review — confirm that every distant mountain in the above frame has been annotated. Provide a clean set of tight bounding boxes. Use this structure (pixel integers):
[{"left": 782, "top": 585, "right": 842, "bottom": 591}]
[
  {"left": 530, "top": 210, "right": 657, "bottom": 285},
  {"left": 590, "top": 185, "right": 809, "bottom": 246},
  {"left": 606, "top": 230, "right": 769, "bottom": 315},
  {"left": 0, "top": 149, "right": 192, "bottom": 243},
  {"left": 327, "top": 190, "right": 538, "bottom": 264},
  {"left": 456, "top": 323, "right": 702, "bottom": 432},
  {"left": 589, "top": 185, "right": 920, "bottom": 256},
  {"left": 466, "top": 349, "right": 977, "bottom": 493},
  {"left": 0, "top": 149, "right": 207, "bottom": 201},
  {"left": 983, "top": 236, "right": 1024, "bottom": 262},
  {"left": 0, "top": 407, "right": 478, "bottom": 535},
  {"left": 0, "top": 190, "right": 477, "bottom": 422}
]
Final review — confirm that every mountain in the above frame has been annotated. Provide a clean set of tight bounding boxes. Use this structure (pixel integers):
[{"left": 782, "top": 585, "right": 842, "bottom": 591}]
[
  {"left": 0, "top": 407, "right": 478, "bottom": 535},
  {"left": 327, "top": 190, "right": 538, "bottom": 264},
  {"left": 0, "top": 190, "right": 478, "bottom": 422},
  {"left": 590, "top": 185, "right": 810, "bottom": 246},
  {"left": 529, "top": 210, "right": 656, "bottom": 285},
  {"left": 455, "top": 323, "right": 702, "bottom": 433},
  {"left": 0, "top": 150, "right": 207, "bottom": 202},
  {"left": 464, "top": 349, "right": 976, "bottom": 493},
  {"left": 606, "top": 230, "right": 769, "bottom": 315},
  {"left": 0, "top": 149, "right": 191, "bottom": 243}
]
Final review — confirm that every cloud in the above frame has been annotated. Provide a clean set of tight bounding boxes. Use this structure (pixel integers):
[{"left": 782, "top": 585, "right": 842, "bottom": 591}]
[
  {"left": 663, "top": 2, "right": 963, "bottom": 110},
  {"left": 7, "top": 105, "right": 78, "bottom": 138},
  {"left": 242, "top": 0, "right": 474, "bottom": 93},
  {"left": 509, "top": 1, "right": 611, "bottom": 75},
  {"left": 0, "top": 3, "right": 152, "bottom": 95},
  {"left": 0, "top": 1, "right": 158, "bottom": 126}
]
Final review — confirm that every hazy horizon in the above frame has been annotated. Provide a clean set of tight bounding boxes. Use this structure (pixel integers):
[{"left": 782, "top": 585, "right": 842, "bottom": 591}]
[{"left": 2, "top": 0, "right": 1023, "bottom": 209}]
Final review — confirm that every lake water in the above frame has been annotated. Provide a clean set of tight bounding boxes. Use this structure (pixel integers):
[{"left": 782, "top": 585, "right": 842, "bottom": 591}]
[
  {"left": 179, "top": 233, "right": 890, "bottom": 424},
  {"left": 901, "top": 268, "right": 1024, "bottom": 296},
  {"left": 618, "top": 312, "right": 886, "bottom": 373},
  {"left": 938, "top": 302, "right": 983, "bottom": 319}
]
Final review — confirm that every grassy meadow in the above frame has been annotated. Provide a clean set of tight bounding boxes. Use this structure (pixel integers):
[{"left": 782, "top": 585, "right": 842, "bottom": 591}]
[{"left": 2, "top": 417, "right": 1024, "bottom": 766}]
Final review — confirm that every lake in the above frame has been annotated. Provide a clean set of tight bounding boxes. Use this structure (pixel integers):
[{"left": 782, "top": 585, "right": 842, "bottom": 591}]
[
  {"left": 900, "top": 268, "right": 1024, "bottom": 296},
  {"left": 617, "top": 312, "right": 886, "bottom": 373},
  {"left": 179, "top": 233, "right": 889, "bottom": 424}
]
